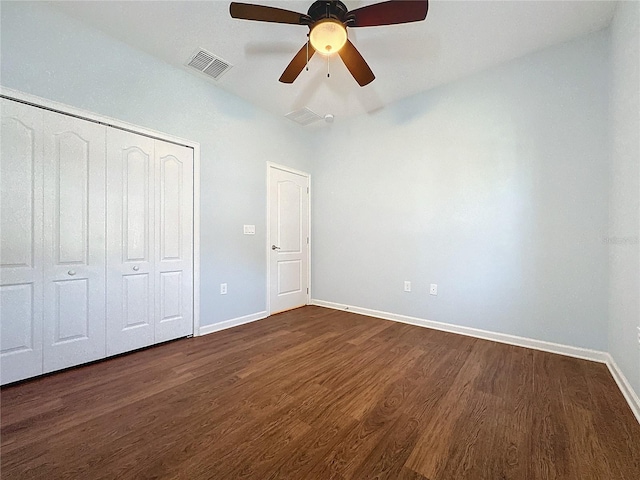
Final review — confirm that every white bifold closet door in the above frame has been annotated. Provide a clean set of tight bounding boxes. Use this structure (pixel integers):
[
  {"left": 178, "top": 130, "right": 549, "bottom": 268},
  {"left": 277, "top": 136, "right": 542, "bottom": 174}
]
[
  {"left": 106, "top": 129, "right": 155, "bottom": 355},
  {"left": 1, "top": 97, "right": 195, "bottom": 385},
  {"left": 42, "top": 110, "right": 107, "bottom": 373},
  {"left": 106, "top": 129, "right": 193, "bottom": 356},
  {"left": 153, "top": 140, "right": 193, "bottom": 343},
  {"left": 0, "top": 99, "right": 45, "bottom": 384}
]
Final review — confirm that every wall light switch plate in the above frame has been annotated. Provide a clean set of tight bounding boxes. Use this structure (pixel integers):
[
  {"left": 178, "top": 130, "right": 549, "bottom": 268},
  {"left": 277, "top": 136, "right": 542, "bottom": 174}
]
[
  {"left": 243, "top": 225, "right": 255, "bottom": 235},
  {"left": 430, "top": 284, "right": 438, "bottom": 296},
  {"left": 404, "top": 281, "right": 411, "bottom": 292}
]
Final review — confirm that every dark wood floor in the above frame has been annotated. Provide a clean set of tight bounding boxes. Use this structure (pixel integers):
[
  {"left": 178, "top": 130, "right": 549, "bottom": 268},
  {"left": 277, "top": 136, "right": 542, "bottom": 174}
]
[{"left": 1, "top": 306, "right": 639, "bottom": 479}]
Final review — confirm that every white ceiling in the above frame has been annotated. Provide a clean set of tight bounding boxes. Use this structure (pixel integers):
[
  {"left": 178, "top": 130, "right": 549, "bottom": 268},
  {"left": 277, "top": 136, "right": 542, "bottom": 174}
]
[{"left": 49, "top": 0, "right": 616, "bottom": 121}]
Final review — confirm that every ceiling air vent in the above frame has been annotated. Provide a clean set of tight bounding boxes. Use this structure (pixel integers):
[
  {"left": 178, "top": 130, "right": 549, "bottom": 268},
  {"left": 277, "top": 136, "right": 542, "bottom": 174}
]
[
  {"left": 186, "top": 49, "right": 232, "bottom": 81},
  {"left": 285, "top": 108, "right": 323, "bottom": 126}
]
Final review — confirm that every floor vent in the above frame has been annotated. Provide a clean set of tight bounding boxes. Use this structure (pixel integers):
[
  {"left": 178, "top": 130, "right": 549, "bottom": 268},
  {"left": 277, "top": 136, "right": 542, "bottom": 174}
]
[
  {"left": 186, "top": 49, "right": 232, "bottom": 81},
  {"left": 285, "top": 107, "right": 323, "bottom": 126}
]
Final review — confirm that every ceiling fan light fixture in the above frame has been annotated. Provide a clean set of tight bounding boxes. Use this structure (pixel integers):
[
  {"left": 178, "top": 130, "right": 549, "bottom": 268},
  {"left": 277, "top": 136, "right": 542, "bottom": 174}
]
[
  {"left": 230, "top": 0, "right": 430, "bottom": 85},
  {"left": 309, "top": 19, "right": 347, "bottom": 55}
]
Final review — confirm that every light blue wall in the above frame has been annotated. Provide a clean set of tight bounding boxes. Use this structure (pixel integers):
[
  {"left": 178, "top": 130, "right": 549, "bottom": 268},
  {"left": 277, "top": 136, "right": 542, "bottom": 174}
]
[
  {"left": 0, "top": 2, "right": 315, "bottom": 327},
  {"left": 312, "top": 30, "right": 611, "bottom": 351},
  {"left": 1, "top": 2, "right": 635, "bottom": 373},
  {"left": 609, "top": 0, "right": 640, "bottom": 396}
]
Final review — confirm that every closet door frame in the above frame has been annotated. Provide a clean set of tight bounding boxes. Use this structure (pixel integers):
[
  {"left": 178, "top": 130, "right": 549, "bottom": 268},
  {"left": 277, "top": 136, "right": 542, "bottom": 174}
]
[{"left": 0, "top": 87, "right": 202, "bottom": 338}]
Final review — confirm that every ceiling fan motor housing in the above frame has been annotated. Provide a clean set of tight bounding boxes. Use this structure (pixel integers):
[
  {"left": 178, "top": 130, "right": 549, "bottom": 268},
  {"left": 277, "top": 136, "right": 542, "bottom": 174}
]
[{"left": 307, "top": 1, "right": 354, "bottom": 26}]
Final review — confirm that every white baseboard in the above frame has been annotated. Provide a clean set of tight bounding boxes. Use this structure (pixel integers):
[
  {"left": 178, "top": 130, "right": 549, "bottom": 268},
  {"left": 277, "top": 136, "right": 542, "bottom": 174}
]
[
  {"left": 605, "top": 355, "right": 640, "bottom": 424},
  {"left": 311, "top": 299, "right": 640, "bottom": 424},
  {"left": 198, "top": 310, "right": 268, "bottom": 336},
  {"left": 311, "top": 299, "right": 609, "bottom": 363}
]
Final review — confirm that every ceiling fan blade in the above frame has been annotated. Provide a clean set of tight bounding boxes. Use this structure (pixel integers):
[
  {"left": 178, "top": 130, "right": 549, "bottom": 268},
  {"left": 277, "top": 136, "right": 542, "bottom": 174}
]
[
  {"left": 338, "top": 40, "right": 375, "bottom": 86},
  {"left": 279, "top": 43, "right": 316, "bottom": 84},
  {"left": 230, "top": 2, "right": 310, "bottom": 25},
  {"left": 349, "top": 0, "right": 428, "bottom": 27}
]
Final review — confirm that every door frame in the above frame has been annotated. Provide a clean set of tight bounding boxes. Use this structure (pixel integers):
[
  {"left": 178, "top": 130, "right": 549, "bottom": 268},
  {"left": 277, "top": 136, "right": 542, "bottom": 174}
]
[
  {"left": 0, "top": 87, "right": 202, "bottom": 337},
  {"left": 266, "top": 162, "right": 311, "bottom": 315}
]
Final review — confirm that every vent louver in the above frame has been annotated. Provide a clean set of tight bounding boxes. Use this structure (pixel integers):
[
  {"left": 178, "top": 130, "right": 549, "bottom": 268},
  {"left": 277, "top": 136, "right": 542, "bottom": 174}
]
[
  {"left": 285, "top": 108, "right": 323, "bottom": 126},
  {"left": 186, "top": 49, "right": 232, "bottom": 80}
]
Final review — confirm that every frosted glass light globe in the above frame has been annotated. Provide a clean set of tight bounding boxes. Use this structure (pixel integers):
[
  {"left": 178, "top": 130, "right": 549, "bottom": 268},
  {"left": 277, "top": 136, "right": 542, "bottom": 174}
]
[{"left": 309, "top": 19, "right": 347, "bottom": 55}]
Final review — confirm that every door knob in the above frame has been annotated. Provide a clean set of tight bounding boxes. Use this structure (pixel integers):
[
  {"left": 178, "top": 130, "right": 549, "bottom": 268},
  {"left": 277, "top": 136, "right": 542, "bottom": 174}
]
[
  {"left": 271, "top": 245, "right": 280, "bottom": 250},
  {"left": 68, "top": 270, "right": 76, "bottom": 276},
  {"left": 133, "top": 266, "right": 140, "bottom": 271}
]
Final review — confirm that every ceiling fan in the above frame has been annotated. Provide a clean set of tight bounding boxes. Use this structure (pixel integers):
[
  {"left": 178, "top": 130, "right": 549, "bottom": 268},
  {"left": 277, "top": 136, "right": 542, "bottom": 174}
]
[{"left": 230, "top": 0, "right": 429, "bottom": 86}]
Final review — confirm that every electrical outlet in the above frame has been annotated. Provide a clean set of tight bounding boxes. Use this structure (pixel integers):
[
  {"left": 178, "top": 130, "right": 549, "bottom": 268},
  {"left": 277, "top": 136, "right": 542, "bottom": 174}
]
[
  {"left": 430, "top": 284, "right": 438, "bottom": 296},
  {"left": 637, "top": 326, "right": 640, "bottom": 345},
  {"left": 220, "top": 283, "right": 227, "bottom": 295},
  {"left": 404, "top": 281, "right": 411, "bottom": 292}
]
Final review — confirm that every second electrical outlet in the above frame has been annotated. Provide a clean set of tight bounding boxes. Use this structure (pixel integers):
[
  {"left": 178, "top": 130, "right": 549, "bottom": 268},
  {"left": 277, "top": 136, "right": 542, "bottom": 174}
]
[
  {"left": 404, "top": 281, "right": 411, "bottom": 292},
  {"left": 220, "top": 283, "right": 227, "bottom": 295}
]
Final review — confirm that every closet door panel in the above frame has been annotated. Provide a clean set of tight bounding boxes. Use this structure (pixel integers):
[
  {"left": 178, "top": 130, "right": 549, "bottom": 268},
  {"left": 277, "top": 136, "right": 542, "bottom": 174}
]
[
  {"left": 154, "top": 141, "right": 193, "bottom": 342},
  {"left": 106, "top": 128, "right": 155, "bottom": 355},
  {"left": 43, "top": 111, "right": 106, "bottom": 373},
  {"left": 0, "top": 99, "right": 44, "bottom": 384}
]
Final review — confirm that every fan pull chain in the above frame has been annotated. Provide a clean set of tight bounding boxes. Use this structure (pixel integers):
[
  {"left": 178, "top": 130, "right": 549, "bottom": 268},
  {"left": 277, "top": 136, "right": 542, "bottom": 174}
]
[
  {"left": 306, "top": 37, "right": 309, "bottom": 71},
  {"left": 326, "top": 1, "right": 330, "bottom": 77}
]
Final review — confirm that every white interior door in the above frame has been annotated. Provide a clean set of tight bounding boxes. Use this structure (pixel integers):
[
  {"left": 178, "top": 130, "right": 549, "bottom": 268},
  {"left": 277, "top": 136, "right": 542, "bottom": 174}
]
[
  {"left": 42, "top": 110, "right": 106, "bottom": 373},
  {"left": 0, "top": 99, "right": 45, "bottom": 384},
  {"left": 106, "top": 128, "right": 155, "bottom": 356},
  {"left": 268, "top": 164, "right": 310, "bottom": 314},
  {"left": 154, "top": 140, "right": 193, "bottom": 342}
]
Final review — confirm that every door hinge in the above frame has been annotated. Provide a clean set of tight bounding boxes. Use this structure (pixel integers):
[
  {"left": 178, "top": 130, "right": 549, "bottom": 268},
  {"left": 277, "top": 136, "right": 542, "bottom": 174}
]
[
  {"left": 306, "top": 237, "right": 309, "bottom": 244},
  {"left": 307, "top": 187, "right": 309, "bottom": 194},
  {"left": 307, "top": 288, "right": 309, "bottom": 294}
]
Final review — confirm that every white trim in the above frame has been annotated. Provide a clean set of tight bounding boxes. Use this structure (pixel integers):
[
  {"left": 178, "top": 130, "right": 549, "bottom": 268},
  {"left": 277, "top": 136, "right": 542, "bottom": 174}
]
[
  {"left": 1, "top": 87, "right": 202, "bottom": 338},
  {"left": 0, "top": 87, "right": 196, "bottom": 148},
  {"left": 311, "top": 299, "right": 609, "bottom": 363},
  {"left": 266, "top": 162, "right": 311, "bottom": 315},
  {"left": 192, "top": 142, "right": 201, "bottom": 336},
  {"left": 198, "top": 311, "right": 268, "bottom": 336},
  {"left": 267, "top": 162, "right": 311, "bottom": 178},
  {"left": 605, "top": 355, "right": 640, "bottom": 424}
]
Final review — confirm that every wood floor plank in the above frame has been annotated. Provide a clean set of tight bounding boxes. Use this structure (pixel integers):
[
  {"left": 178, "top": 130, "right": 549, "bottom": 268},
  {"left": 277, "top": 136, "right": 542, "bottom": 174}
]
[
  {"left": 530, "top": 350, "right": 573, "bottom": 479},
  {"left": 327, "top": 346, "right": 425, "bottom": 420},
  {"left": 1, "top": 306, "right": 638, "bottom": 479},
  {"left": 403, "top": 340, "right": 484, "bottom": 477},
  {"left": 485, "top": 345, "right": 535, "bottom": 479},
  {"left": 350, "top": 413, "right": 421, "bottom": 479},
  {"left": 262, "top": 407, "right": 358, "bottom": 480},
  {"left": 396, "top": 466, "right": 432, "bottom": 479},
  {"left": 581, "top": 361, "right": 640, "bottom": 479}
]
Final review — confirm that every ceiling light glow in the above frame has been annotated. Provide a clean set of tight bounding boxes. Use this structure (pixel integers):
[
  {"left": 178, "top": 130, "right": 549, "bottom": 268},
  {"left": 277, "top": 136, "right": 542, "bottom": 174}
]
[{"left": 309, "top": 19, "right": 347, "bottom": 55}]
